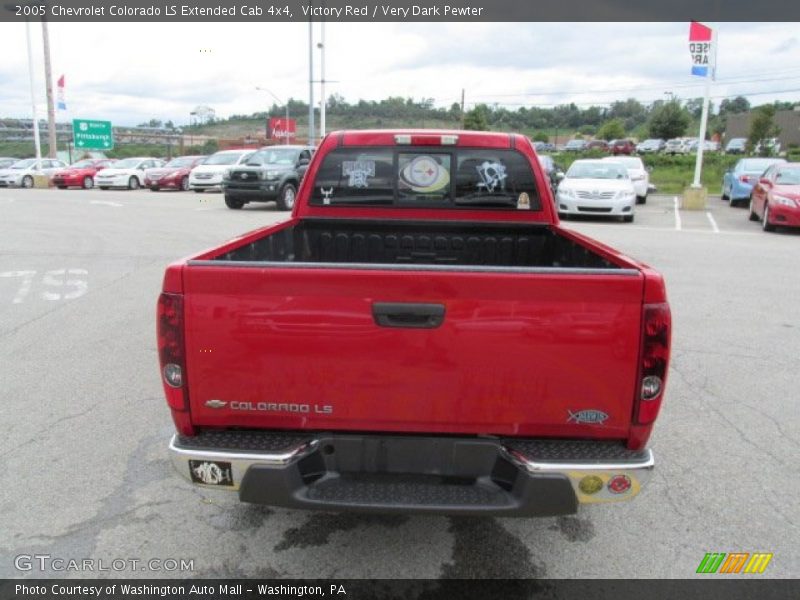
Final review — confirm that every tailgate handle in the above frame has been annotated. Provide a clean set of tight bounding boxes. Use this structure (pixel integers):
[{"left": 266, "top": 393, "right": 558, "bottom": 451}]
[{"left": 372, "top": 302, "right": 445, "bottom": 329}]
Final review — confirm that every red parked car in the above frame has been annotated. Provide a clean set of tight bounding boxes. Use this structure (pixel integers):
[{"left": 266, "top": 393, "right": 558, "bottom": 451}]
[
  {"left": 748, "top": 163, "right": 800, "bottom": 232},
  {"left": 610, "top": 139, "right": 636, "bottom": 155},
  {"left": 51, "top": 158, "right": 116, "bottom": 189},
  {"left": 145, "top": 155, "right": 207, "bottom": 192}
]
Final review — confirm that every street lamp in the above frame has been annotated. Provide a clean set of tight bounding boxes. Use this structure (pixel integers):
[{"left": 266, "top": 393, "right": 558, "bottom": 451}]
[
  {"left": 256, "top": 87, "right": 290, "bottom": 145},
  {"left": 189, "top": 111, "right": 197, "bottom": 149}
]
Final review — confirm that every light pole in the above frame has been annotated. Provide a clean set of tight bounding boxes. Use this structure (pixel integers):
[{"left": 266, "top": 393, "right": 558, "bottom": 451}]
[
  {"left": 317, "top": 20, "right": 326, "bottom": 139},
  {"left": 308, "top": 20, "right": 315, "bottom": 146},
  {"left": 256, "top": 87, "right": 290, "bottom": 145},
  {"left": 25, "top": 21, "right": 43, "bottom": 174},
  {"left": 189, "top": 111, "right": 196, "bottom": 149}
]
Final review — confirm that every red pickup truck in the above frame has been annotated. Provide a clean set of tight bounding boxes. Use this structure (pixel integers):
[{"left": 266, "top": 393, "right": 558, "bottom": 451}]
[{"left": 159, "top": 130, "right": 671, "bottom": 516}]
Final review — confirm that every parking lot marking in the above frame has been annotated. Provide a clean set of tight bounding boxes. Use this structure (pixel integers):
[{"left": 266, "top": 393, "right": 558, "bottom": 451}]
[
  {"left": 673, "top": 196, "right": 682, "bottom": 231},
  {"left": 41, "top": 269, "right": 89, "bottom": 301},
  {"left": 706, "top": 211, "right": 720, "bottom": 233},
  {"left": 1, "top": 269, "right": 89, "bottom": 303},
  {"left": 90, "top": 200, "right": 123, "bottom": 207},
  {"left": 0, "top": 270, "right": 37, "bottom": 304}
]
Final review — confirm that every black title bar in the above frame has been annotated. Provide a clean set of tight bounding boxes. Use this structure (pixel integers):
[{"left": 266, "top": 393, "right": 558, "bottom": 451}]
[{"left": 2, "top": 0, "right": 800, "bottom": 22}]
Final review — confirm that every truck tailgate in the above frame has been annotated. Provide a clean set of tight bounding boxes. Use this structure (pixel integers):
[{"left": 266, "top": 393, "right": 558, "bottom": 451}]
[{"left": 183, "top": 265, "right": 643, "bottom": 439}]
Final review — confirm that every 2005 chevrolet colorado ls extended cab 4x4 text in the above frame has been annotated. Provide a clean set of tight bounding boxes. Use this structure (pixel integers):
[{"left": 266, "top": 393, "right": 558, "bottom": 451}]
[{"left": 158, "top": 130, "right": 671, "bottom": 516}]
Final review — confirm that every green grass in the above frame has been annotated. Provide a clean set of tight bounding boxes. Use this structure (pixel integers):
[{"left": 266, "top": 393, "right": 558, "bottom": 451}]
[{"left": 551, "top": 152, "right": 740, "bottom": 195}]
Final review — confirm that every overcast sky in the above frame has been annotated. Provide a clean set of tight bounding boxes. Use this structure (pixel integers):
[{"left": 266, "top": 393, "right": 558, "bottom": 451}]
[{"left": 1, "top": 21, "right": 799, "bottom": 126}]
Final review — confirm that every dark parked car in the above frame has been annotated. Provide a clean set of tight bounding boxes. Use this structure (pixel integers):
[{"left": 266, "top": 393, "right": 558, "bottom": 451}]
[
  {"left": 564, "top": 139, "right": 588, "bottom": 152},
  {"left": 538, "top": 155, "right": 565, "bottom": 193},
  {"left": 725, "top": 138, "right": 747, "bottom": 155},
  {"left": 223, "top": 145, "right": 314, "bottom": 210},
  {"left": 586, "top": 140, "right": 610, "bottom": 152}
]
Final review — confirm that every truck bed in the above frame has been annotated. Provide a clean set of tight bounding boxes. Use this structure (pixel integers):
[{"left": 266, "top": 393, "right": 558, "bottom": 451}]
[{"left": 209, "top": 218, "right": 623, "bottom": 271}]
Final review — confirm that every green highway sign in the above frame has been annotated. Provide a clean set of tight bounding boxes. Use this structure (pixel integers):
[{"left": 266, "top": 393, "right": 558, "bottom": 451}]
[{"left": 72, "top": 119, "right": 114, "bottom": 150}]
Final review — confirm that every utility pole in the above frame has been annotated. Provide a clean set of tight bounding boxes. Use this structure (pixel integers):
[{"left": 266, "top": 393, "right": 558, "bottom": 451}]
[
  {"left": 318, "top": 18, "right": 326, "bottom": 140},
  {"left": 25, "top": 22, "right": 43, "bottom": 173},
  {"left": 308, "top": 16, "right": 315, "bottom": 146},
  {"left": 42, "top": 20, "right": 57, "bottom": 158},
  {"left": 460, "top": 89, "right": 465, "bottom": 129}
]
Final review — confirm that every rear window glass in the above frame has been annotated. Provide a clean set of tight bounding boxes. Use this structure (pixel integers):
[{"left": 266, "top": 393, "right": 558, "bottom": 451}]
[{"left": 310, "top": 147, "right": 541, "bottom": 211}]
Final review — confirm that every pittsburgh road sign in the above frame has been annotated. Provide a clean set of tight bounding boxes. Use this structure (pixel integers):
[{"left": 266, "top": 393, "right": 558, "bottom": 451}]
[{"left": 72, "top": 119, "right": 114, "bottom": 150}]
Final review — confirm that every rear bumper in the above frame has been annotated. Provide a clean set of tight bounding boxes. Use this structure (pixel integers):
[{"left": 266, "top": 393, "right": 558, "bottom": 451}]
[{"left": 169, "top": 432, "right": 654, "bottom": 516}]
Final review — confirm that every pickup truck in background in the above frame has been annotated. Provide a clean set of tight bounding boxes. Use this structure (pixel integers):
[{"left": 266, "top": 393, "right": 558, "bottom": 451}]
[
  {"left": 222, "top": 145, "right": 314, "bottom": 211},
  {"left": 159, "top": 130, "right": 671, "bottom": 516}
]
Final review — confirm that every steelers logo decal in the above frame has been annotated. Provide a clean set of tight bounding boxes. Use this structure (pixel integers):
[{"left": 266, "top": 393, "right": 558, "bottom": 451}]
[{"left": 400, "top": 156, "right": 450, "bottom": 193}]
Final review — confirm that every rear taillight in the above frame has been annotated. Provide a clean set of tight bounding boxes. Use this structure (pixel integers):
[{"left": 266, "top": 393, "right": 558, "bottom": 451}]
[
  {"left": 157, "top": 292, "right": 188, "bottom": 412},
  {"left": 635, "top": 303, "right": 671, "bottom": 424},
  {"left": 739, "top": 175, "right": 752, "bottom": 183}
]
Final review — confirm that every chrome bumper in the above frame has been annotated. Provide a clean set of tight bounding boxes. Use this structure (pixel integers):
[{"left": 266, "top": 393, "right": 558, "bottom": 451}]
[{"left": 169, "top": 432, "right": 654, "bottom": 513}]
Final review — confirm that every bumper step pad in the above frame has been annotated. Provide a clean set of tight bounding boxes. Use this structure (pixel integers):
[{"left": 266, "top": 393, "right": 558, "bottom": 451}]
[{"left": 170, "top": 432, "right": 653, "bottom": 516}]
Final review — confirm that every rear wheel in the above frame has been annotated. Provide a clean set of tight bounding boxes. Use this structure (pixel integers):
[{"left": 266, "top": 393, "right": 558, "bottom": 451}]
[
  {"left": 636, "top": 195, "right": 647, "bottom": 205},
  {"left": 22, "top": 175, "right": 34, "bottom": 188},
  {"left": 149, "top": 186, "right": 160, "bottom": 192},
  {"left": 128, "top": 176, "right": 139, "bottom": 190},
  {"left": 57, "top": 185, "right": 67, "bottom": 190},
  {"left": 82, "top": 176, "right": 93, "bottom": 189},
  {"left": 225, "top": 195, "right": 244, "bottom": 209},
  {"left": 748, "top": 197, "right": 759, "bottom": 221},
  {"left": 623, "top": 214, "right": 634, "bottom": 223},
  {"left": 276, "top": 183, "right": 297, "bottom": 211},
  {"left": 762, "top": 204, "right": 775, "bottom": 232},
  {"left": 181, "top": 176, "right": 190, "bottom": 191}
]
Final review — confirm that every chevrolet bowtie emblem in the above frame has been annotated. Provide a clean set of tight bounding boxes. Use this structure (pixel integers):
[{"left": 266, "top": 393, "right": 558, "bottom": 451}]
[{"left": 205, "top": 399, "right": 228, "bottom": 409}]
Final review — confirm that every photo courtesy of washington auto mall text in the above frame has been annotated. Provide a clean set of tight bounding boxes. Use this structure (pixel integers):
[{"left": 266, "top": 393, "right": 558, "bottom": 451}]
[{"left": 0, "top": 0, "right": 798, "bottom": 598}]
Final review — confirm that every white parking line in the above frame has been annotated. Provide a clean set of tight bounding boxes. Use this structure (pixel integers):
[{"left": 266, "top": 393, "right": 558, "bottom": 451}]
[
  {"left": 673, "top": 196, "right": 682, "bottom": 231},
  {"left": 90, "top": 200, "right": 123, "bottom": 207},
  {"left": 705, "top": 211, "right": 720, "bottom": 233}
]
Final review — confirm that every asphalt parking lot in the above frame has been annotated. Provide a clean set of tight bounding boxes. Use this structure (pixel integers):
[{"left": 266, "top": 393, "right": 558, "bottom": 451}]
[{"left": 0, "top": 187, "right": 798, "bottom": 579}]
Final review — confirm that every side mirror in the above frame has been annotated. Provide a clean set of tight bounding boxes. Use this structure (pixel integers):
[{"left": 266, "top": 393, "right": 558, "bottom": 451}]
[
  {"left": 298, "top": 158, "right": 310, "bottom": 167},
  {"left": 555, "top": 172, "right": 565, "bottom": 181}
]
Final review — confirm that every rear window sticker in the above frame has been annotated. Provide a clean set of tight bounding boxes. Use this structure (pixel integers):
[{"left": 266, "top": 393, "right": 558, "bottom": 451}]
[
  {"left": 399, "top": 155, "right": 450, "bottom": 193},
  {"left": 517, "top": 192, "right": 531, "bottom": 209},
  {"left": 342, "top": 160, "right": 375, "bottom": 188},
  {"left": 476, "top": 161, "right": 507, "bottom": 192}
]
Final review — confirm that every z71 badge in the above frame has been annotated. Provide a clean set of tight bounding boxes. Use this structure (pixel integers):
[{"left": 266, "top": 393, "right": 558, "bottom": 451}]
[{"left": 567, "top": 409, "right": 609, "bottom": 425}]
